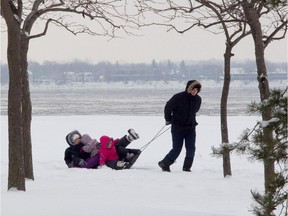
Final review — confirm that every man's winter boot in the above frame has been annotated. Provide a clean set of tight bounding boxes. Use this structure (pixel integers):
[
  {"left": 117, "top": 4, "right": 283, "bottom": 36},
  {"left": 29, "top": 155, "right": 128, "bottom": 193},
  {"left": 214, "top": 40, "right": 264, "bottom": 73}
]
[
  {"left": 158, "top": 161, "right": 170, "bottom": 172},
  {"left": 158, "top": 156, "right": 174, "bottom": 172},
  {"left": 182, "top": 157, "right": 194, "bottom": 172},
  {"left": 183, "top": 167, "right": 192, "bottom": 172},
  {"left": 127, "top": 128, "right": 139, "bottom": 142}
]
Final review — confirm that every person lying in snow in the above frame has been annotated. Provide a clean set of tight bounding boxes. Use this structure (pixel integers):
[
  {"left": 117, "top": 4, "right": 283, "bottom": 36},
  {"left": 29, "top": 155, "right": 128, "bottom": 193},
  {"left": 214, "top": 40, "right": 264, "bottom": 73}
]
[
  {"left": 64, "top": 130, "right": 100, "bottom": 169},
  {"left": 98, "top": 129, "right": 141, "bottom": 170},
  {"left": 64, "top": 129, "right": 141, "bottom": 170}
]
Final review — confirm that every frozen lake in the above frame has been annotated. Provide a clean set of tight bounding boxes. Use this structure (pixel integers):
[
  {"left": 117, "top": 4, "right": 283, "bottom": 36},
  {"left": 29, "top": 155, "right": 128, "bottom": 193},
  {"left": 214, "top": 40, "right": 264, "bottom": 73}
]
[{"left": 1, "top": 80, "right": 286, "bottom": 116}]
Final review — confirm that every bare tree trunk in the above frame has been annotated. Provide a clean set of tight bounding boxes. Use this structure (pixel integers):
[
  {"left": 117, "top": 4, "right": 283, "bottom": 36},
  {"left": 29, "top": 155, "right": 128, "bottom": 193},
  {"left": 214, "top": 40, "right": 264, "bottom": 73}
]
[
  {"left": 21, "top": 35, "right": 34, "bottom": 180},
  {"left": 242, "top": 0, "right": 274, "bottom": 194},
  {"left": 221, "top": 44, "right": 233, "bottom": 177},
  {"left": 6, "top": 23, "right": 26, "bottom": 191}
]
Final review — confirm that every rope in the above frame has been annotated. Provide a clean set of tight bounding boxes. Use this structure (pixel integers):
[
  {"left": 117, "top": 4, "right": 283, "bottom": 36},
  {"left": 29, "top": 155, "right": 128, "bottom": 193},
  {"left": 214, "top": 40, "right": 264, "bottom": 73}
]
[{"left": 140, "top": 124, "right": 170, "bottom": 152}]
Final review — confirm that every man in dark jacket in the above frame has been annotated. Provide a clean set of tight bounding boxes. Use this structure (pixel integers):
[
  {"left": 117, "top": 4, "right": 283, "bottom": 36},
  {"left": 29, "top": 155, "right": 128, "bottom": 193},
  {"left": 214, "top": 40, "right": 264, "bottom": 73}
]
[{"left": 158, "top": 80, "right": 202, "bottom": 172}]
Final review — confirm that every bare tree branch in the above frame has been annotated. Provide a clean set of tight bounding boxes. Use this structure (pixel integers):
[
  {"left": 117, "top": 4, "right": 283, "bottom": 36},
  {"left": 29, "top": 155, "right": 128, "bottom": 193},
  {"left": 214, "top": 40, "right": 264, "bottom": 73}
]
[
  {"left": 263, "top": 20, "right": 287, "bottom": 47},
  {"left": 12, "top": 0, "right": 141, "bottom": 40}
]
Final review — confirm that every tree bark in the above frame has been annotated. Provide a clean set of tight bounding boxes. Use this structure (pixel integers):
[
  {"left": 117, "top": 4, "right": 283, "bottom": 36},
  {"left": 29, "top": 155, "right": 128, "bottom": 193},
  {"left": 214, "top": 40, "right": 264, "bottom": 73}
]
[
  {"left": 221, "top": 44, "right": 233, "bottom": 177},
  {"left": 21, "top": 35, "right": 34, "bottom": 180},
  {"left": 2, "top": 0, "right": 26, "bottom": 190},
  {"left": 242, "top": 0, "right": 274, "bottom": 193}
]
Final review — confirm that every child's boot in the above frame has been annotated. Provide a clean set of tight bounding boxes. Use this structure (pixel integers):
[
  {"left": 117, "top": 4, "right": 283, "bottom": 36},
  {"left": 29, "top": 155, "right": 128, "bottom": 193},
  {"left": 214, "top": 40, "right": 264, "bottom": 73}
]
[{"left": 127, "top": 128, "right": 139, "bottom": 142}]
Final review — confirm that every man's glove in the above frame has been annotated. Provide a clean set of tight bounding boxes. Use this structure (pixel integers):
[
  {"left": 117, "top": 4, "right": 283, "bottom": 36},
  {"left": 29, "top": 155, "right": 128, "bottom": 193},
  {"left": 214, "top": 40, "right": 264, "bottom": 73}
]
[{"left": 165, "top": 121, "right": 171, "bottom": 125}]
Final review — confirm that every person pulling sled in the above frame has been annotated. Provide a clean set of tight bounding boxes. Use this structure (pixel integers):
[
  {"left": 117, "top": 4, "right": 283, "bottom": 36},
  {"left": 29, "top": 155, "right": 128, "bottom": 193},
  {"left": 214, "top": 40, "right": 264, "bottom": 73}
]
[{"left": 158, "top": 80, "right": 202, "bottom": 172}]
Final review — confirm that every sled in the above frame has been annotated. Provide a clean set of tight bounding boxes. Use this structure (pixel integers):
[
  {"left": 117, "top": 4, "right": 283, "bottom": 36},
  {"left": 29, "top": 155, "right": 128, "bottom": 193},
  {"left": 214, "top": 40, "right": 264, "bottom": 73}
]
[{"left": 125, "top": 151, "right": 141, "bottom": 169}]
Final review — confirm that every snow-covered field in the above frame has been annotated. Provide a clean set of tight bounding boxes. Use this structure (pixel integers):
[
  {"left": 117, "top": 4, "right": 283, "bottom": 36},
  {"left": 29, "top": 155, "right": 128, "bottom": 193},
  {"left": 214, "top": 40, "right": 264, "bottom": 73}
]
[
  {"left": 1, "top": 114, "right": 270, "bottom": 216},
  {"left": 1, "top": 80, "right": 286, "bottom": 216}
]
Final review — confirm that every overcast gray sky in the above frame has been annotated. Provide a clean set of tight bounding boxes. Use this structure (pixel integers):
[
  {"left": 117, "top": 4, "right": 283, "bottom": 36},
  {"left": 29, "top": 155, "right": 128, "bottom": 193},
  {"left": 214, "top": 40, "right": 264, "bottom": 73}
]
[{"left": 1, "top": 22, "right": 287, "bottom": 64}]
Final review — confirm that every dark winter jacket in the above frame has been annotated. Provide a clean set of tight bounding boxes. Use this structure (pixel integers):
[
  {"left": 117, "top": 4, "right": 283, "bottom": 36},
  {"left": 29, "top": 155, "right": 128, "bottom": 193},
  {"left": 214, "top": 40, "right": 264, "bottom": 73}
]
[
  {"left": 64, "top": 130, "right": 91, "bottom": 168},
  {"left": 164, "top": 80, "right": 202, "bottom": 132}
]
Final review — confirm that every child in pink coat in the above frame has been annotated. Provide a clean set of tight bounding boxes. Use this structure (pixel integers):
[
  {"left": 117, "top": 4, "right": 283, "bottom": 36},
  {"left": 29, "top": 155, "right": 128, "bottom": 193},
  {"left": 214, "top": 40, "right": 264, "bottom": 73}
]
[
  {"left": 99, "top": 136, "right": 119, "bottom": 163},
  {"left": 99, "top": 129, "right": 141, "bottom": 170}
]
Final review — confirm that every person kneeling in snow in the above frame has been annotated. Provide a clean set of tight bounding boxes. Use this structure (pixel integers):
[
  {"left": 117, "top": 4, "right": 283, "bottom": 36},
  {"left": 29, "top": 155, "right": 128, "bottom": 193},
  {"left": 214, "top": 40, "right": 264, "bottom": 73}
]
[
  {"left": 99, "top": 129, "right": 141, "bottom": 170},
  {"left": 64, "top": 130, "right": 100, "bottom": 169}
]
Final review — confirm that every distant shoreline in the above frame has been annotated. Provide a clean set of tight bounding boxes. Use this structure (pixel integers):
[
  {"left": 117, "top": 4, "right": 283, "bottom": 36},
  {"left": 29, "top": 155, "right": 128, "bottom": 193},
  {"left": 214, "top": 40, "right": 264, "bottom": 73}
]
[{"left": 2, "top": 80, "right": 285, "bottom": 116}]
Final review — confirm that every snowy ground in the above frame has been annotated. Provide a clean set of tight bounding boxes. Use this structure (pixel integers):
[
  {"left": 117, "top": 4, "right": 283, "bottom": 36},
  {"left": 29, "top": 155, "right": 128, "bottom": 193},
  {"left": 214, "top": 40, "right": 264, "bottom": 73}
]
[
  {"left": 1, "top": 80, "right": 286, "bottom": 216},
  {"left": 1, "top": 115, "right": 271, "bottom": 216}
]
